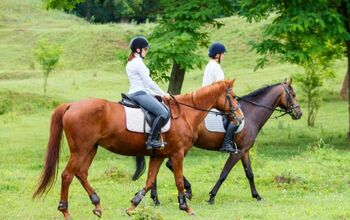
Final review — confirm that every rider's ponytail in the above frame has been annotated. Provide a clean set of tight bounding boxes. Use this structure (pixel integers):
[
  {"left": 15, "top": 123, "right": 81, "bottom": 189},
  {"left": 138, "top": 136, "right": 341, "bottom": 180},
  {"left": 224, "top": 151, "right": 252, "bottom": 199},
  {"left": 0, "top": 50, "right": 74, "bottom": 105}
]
[{"left": 128, "top": 52, "right": 135, "bottom": 62}]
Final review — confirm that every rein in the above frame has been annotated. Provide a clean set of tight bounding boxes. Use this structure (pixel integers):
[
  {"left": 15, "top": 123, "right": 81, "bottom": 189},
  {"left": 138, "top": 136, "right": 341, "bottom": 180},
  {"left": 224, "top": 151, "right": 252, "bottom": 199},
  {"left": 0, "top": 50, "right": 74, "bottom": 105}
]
[
  {"left": 169, "top": 88, "right": 239, "bottom": 117},
  {"left": 235, "top": 83, "right": 298, "bottom": 119},
  {"left": 236, "top": 97, "right": 289, "bottom": 119},
  {"left": 169, "top": 94, "right": 228, "bottom": 116}
]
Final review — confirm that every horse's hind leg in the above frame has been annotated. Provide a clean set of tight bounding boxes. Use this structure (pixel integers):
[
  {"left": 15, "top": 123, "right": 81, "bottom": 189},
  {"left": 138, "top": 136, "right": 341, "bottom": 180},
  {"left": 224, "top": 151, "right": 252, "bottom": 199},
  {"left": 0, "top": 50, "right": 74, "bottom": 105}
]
[
  {"left": 59, "top": 138, "right": 96, "bottom": 219},
  {"left": 150, "top": 179, "right": 160, "bottom": 206},
  {"left": 208, "top": 153, "right": 241, "bottom": 205},
  {"left": 75, "top": 146, "right": 102, "bottom": 217},
  {"left": 59, "top": 153, "right": 84, "bottom": 219}
]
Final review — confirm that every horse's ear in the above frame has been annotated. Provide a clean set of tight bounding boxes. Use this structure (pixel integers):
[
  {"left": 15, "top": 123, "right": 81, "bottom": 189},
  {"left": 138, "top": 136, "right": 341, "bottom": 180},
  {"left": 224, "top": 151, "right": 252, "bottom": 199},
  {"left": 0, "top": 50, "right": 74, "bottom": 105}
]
[
  {"left": 286, "top": 77, "right": 292, "bottom": 86},
  {"left": 231, "top": 78, "right": 236, "bottom": 88}
]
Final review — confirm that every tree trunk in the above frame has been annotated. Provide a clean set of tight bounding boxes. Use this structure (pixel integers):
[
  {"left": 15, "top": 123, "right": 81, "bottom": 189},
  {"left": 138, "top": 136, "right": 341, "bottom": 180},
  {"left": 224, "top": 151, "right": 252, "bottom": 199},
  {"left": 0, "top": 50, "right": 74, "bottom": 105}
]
[
  {"left": 339, "top": 72, "right": 348, "bottom": 99},
  {"left": 340, "top": 0, "right": 350, "bottom": 140},
  {"left": 43, "top": 74, "right": 48, "bottom": 96},
  {"left": 346, "top": 40, "right": 350, "bottom": 140},
  {"left": 86, "top": 0, "right": 92, "bottom": 21},
  {"left": 168, "top": 62, "right": 185, "bottom": 95}
]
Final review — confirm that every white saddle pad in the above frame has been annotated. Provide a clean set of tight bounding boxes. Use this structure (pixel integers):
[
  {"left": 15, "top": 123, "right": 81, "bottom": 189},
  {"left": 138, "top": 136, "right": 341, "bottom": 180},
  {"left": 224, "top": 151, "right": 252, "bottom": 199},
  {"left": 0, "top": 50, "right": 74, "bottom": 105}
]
[
  {"left": 204, "top": 109, "right": 245, "bottom": 133},
  {"left": 124, "top": 106, "right": 171, "bottom": 133}
]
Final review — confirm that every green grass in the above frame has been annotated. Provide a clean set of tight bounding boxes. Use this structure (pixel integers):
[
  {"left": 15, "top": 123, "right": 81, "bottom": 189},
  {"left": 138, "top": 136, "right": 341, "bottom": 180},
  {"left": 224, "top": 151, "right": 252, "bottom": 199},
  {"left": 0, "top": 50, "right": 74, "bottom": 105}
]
[{"left": 1, "top": 0, "right": 350, "bottom": 219}]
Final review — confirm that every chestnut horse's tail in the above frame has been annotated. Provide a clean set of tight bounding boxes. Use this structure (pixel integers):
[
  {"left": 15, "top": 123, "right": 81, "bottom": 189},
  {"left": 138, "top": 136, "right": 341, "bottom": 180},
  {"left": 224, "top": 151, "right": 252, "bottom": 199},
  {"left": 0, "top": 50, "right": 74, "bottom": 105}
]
[{"left": 32, "top": 103, "right": 70, "bottom": 199}]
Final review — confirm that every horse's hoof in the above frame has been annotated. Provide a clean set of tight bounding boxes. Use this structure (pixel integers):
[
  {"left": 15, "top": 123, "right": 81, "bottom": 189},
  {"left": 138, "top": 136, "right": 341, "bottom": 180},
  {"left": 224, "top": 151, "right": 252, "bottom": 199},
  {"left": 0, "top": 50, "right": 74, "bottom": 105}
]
[
  {"left": 187, "top": 207, "right": 195, "bottom": 216},
  {"left": 64, "top": 216, "right": 72, "bottom": 220},
  {"left": 92, "top": 208, "right": 102, "bottom": 217},
  {"left": 151, "top": 196, "right": 161, "bottom": 206},
  {"left": 126, "top": 205, "right": 136, "bottom": 216},
  {"left": 207, "top": 198, "right": 215, "bottom": 205},
  {"left": 254, "top": 194, "right": 263, "bottom": 201}
]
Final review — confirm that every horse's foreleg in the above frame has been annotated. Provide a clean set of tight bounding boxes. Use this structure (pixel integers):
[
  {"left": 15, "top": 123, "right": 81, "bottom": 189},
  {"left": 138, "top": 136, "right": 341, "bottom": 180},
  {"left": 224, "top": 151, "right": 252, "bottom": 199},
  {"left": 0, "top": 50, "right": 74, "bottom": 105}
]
[
  {"left": 127, "top": 156, "right": 164, "bottom": 215},
  {"left": 208, "top": 153, "right": 241, "bottom": 205},
  {"left": 166, "top": 159, "right": 192, "bottom": 200},
  {"left": 75, "top": 146, "right": 102, "bottom": 217},
  {"left": 170, "top": 154, "right": 194, "bottom": 215},
  {"left": 241, "top": 151, "right": 262, "bottom": 201}
]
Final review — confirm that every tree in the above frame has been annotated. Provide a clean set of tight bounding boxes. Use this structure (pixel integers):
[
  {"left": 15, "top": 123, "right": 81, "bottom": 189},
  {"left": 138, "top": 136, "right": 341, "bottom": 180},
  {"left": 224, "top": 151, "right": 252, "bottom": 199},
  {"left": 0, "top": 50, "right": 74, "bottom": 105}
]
[
  {"left": 237, "top": 0, "right": 350, "bottom": 137},
  {"left": 46, "top": 0, "right": 84, "bottom": 11},
  {"left": 294, "top": 59, "right": 335, "bottom": 126},
  {"left": 46, "top": 0, "right": 161, "bottom": 23},
  {"left": 147, "top": 0, "right": 232, "bottom": 94},
  {"left": 34, "top": 39, "right": 63, "bottom": 96}
]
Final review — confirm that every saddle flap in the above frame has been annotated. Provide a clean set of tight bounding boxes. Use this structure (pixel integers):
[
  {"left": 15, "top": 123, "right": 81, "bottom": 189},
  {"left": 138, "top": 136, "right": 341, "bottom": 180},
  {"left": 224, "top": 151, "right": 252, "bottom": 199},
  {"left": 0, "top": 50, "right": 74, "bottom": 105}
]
[{"left": 123, "top": 106, "right": 171, "bottom": 133}]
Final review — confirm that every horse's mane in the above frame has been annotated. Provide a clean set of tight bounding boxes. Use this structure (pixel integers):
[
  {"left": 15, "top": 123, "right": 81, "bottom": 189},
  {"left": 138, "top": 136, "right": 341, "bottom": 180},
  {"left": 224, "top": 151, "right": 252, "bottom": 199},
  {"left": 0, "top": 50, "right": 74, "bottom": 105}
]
[
  {"left": 176, "top": 81, "right": 227, "bottom": 104},
  {"left": 240, "top": 83, "right": 281, "bottom": 100}
]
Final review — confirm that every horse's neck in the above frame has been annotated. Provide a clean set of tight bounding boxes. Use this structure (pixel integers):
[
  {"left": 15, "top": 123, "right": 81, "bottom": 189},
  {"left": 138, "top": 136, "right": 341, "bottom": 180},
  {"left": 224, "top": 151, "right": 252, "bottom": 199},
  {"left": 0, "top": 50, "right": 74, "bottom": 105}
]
[
  {"left": 245, "top": 86, "right": 283, "bottom": 131},
  {"left": 176, "top": 87, "right": 219, "bottom": 129}
]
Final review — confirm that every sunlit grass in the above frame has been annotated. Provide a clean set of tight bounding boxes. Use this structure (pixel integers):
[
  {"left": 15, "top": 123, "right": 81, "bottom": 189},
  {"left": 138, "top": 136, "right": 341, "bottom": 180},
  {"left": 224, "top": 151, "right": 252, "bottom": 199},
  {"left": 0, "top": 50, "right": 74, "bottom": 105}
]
[{"left": 0, "top": 0, "right": 350, "bottom": 219}]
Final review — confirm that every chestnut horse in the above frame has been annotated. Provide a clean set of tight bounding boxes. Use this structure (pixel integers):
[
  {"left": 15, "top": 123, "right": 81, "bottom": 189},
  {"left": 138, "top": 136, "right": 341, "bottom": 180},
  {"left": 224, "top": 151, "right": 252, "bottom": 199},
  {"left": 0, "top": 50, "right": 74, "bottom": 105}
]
[
  {"left": 133, "top": 79, "right": 302, "bottom": 205},
  {"left": 32, "top": 80, "right": 244, "bottom": 219}
]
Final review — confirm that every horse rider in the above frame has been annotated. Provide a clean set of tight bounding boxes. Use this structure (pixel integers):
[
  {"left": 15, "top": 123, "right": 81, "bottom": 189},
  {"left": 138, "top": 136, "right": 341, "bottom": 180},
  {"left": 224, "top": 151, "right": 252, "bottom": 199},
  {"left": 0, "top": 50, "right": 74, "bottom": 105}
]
[
  {"left": 126, "top": 36, "right": 170, "bottom": 150},
  {"left": 202, "top": 42, "right": 240, "bottom": 154}
]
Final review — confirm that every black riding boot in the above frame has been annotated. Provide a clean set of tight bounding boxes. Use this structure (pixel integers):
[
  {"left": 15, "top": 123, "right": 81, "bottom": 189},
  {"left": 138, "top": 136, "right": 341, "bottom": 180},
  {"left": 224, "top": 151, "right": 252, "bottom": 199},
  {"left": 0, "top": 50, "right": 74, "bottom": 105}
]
[
  {"left": 219, "top": 123, "right": 240, "bottom": 154},
  {"left": 146, "top": 117, "right": 164, "bottom": 150}
]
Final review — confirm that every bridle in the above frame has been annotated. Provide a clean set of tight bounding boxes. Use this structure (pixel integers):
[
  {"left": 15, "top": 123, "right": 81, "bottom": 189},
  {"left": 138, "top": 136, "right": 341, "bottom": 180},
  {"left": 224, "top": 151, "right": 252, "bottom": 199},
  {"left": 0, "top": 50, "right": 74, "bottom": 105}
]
[
  {"left": 281, "top": 83, "right": 300, "bottom": 118},
  {"left": 169, "top": 88, "right": 242, "bottom": 122},
  {"left": 236, "top": 83, "right": 299, "bottom": 119}
]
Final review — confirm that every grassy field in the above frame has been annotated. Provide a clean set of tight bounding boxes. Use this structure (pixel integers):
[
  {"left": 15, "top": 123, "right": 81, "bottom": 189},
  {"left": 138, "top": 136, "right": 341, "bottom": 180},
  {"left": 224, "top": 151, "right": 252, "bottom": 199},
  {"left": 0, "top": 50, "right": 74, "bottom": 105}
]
[{"left": 1, "top": 0, "right": 350, "bottom": 219}]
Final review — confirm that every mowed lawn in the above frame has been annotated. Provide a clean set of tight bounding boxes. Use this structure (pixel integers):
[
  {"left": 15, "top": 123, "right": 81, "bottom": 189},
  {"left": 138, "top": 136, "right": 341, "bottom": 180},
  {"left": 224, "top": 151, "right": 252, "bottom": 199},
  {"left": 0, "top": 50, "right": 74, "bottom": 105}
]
[{"left": 1, "top": 0, "right": 350, "bottom": 219}]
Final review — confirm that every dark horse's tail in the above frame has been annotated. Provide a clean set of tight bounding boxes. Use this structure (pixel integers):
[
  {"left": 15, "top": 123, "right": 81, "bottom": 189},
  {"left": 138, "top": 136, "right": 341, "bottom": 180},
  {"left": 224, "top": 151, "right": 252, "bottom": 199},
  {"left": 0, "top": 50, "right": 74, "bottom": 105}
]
[
  {"left": 132, "top": 156, "right": 146, "bottom": 181},
  {"left": 32, "top": 103, "right": 69, "bottom": 199}
]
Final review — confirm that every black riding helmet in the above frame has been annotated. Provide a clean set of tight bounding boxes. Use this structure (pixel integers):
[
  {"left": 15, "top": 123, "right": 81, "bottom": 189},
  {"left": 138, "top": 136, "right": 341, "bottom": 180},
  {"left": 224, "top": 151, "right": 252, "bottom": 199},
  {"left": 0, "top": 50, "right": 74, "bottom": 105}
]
[
  {"left": 130, "top": 36, "right": 149, "bottom": 53},
  {"left": 208, "top": 42, "right": 227, "bottom": 58}
]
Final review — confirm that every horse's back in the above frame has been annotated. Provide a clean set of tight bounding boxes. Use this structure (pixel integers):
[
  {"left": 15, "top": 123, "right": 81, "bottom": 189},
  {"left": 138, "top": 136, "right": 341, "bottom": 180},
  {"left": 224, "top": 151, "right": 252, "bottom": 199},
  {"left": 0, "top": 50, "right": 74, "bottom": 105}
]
[{"left": 62, "top": 99, "right": 124, "bottom": 138}]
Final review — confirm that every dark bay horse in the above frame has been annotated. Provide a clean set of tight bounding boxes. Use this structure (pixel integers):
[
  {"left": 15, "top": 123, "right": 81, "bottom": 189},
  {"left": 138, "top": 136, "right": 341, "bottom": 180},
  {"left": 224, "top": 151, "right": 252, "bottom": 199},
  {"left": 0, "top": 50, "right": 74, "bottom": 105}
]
[
  {"left": 32, "top": 80, "right": 244, "bottom": 219},
  {"left": 134, "top": 79, "right": 302, "bottom": 205}
]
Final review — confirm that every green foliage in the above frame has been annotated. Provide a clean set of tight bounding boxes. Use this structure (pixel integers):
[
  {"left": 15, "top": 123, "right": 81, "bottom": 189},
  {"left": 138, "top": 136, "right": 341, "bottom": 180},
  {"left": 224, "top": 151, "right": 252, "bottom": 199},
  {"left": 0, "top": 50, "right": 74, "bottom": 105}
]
[
  {"left": 239, "top": 0, "right": 349, "bottom": 67},
  {"left": 238, "top": 0, "right": 348, "bottom": 126},
  {"left": 46, "top": 0, "right": 85, "bottom": 11},
  {"left": 47, "top": 0, "right": 162, "bottom": 23},
  {"left": 114, "top": 0, "right": 143, "bottom": 19},
  {"left": 34, "top": 38, "right": 63, "bottom": 95},
  {"left": 147, "top": 0, "right": 227, "bottom": 84},
  {"left": 294, "top": 59, "right": 335, "bottom": 126}
]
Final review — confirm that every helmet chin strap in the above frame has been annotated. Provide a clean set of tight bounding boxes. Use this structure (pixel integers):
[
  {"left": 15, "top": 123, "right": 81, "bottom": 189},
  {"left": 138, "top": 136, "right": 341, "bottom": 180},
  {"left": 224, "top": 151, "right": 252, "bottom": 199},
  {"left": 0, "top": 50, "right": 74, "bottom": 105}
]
[
  {"left": 218, "top": 54, "right": 221, "bottom": 64},
  {"left": 137, "top": 48, "right": 144, "bottom": 59}
]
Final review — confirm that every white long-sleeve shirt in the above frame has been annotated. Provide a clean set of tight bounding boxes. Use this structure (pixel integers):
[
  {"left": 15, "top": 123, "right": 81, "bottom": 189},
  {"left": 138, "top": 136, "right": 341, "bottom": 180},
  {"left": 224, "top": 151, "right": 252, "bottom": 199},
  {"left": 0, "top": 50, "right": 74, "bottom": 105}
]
[
  {"left": 202, "top": 60, "right": 225, "bottom": 87},
  {"left": 126, "top": 54, "right": 166, "bottom": 96}
]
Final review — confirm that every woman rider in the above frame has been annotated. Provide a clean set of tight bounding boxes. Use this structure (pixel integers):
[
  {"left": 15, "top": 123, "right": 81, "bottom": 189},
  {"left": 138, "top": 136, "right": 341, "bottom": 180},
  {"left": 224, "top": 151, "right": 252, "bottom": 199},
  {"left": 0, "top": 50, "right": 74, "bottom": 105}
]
[
  {"left": 126, "top": 36, "right": 170, "bottom": 150},
  {"left": 202, "top": 42, "right": 240, "bottom": 154}
]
